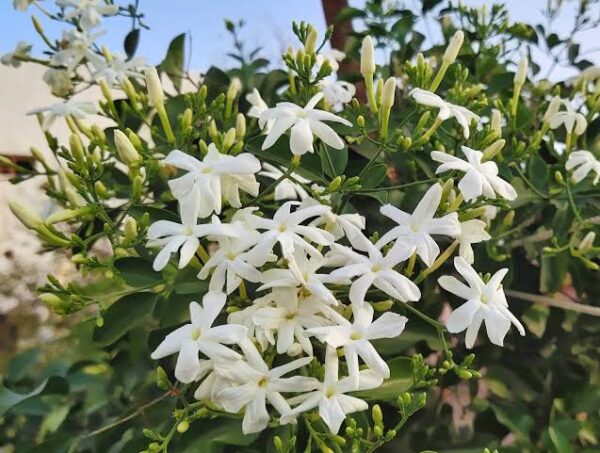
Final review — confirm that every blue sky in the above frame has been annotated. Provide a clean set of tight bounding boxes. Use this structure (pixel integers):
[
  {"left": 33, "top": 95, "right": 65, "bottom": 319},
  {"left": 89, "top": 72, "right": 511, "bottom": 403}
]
[{"left": 1, "top": 0, "right": 598, "bottom": 80}]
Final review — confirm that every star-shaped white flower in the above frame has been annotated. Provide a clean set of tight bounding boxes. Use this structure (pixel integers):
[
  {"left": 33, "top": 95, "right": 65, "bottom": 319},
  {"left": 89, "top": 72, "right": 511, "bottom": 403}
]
[
  {"left": 217, "top": 339, "right": 318, "bottom": 434},
  {"left": 260, "top": 92, "right": 352, "bottom": 155},
  {"left": 566, "top": 150, "right": 600, "bottom": 185},
  {"left": 146, "top": 216, "right": 238, "bottom": 271},
  {"left": 29, "top": 99, "right": 97, "bottom": 131},
  {"left": 50, "top": 29, "right": 101, "bottom": 73},
  {"left": 547, "top": 99, "right": 587, "bottom": 136},
  {"left": 246, "top": 88, "right": 273, "bottom": 132},
  {"left": 309, "top": 303, "right": 408, "bottom": 387},
  {"left": 56, "top": 0, "right": 119, "bottom": 30},
  {"left": 252, "top": 287, "right": 333, "bottom": 355},
  {"left": 302, "top": 197, "right": 366, "bottom": 243},
  {"left": 259, "top": 163, "right": 310, "bottom": 201},
  {"left": 1, "top": 41, "right": 32, "bottom": 68},
  {"left": 438, "top": 257, "right": 525, "bottom": 348},
  {"left": 245, "top": 201, "right": 334, "bottom": 265},
  {"left": 89, "top": 52, "right": 147, "bottom": 86},
  {"left": 151, "top": 292, "right": 248, "bottom": 383},
  {"left": 410, "top": 88, "right": 480, "bottom": 139},
  {"left": 456, "top": 219, "right": 491, "bottom": 264},
  {"left": 259, "top": 250, "right": 346, "bottom": 306},
  {"left": 329, "top": 238, "right": 421, "bottom": 306},
  {"left": 431, "top": 146, "right": 517, "bottom": 201},
  {"left": 281, "top": 346, "right": 382, "bottom": 434},
  {"left": 320, "top": 79, "right": 356, "bottom": 112},
  {"left": 376, "top": 183, "right": 461, "bottom": 267},
  {"left": 164, "top": 145, "right": 260, "bottom": 225}
]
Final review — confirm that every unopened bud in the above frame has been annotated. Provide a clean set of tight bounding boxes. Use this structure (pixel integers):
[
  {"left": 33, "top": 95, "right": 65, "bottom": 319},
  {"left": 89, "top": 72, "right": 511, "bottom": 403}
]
[
  {"left": 381, "top": 77, "right": 396, "bottom": 109},
  {"left": 114, "top": 130, "right": 141, "bottom": 165},
  {"left": 9, "top": 200, "right": 43, "bottom": 229},
  {"left": 227, "top": 77, "right": 242, "bottom": 102},
  {"left": 145, "top": 67, "right": 164, "bottom": 107},
  {"left": 554, "top": 170, "right": 566, "bottom": 186},
  {"left": 176, "top": 421, "right": 189, "bottom": 433},
  {"left": 514, "top": 56, "right": 528, "bottom": 87},
  {"left": 443, "top": 30, "right": 464, "bottom": 65},
  {"left": 236, "top": 113, "right": 246, "bottom": 138},
  {"left": 182, "top": 108, "right": 193, "bottom": 131},
  {"left": 483, "top": 139, "right": 505, "bottom": 161},
  {"left": 372, "top": 300, "right": 393, "bottom": 311},
  {"left": 304, "top": 26, "right": 318, "bottom": 54},
  {"left": 490, "top": 109, "right": 502, "bottom": 136},
  {"left": 372, "top": 404, "right": 383, "bottom": 426},
  {"left": 124, "top": 217, "right": 137, "bottom": 243},
  {"left": 222, "top": 128, "right": 236, "bottom": 151},
  {"left": 69, "top": 134, "right": 86, "bottom": 165},
  {"left": 544, "top": 96, "right": 561, "bottom": 123},
  {"left": 357, "top": 115, "right": 365, "bottom": 128},
  {"left": 360, "top": 35, "right": 376, "bottom": 75},
  {"left": 579, "top": 231, "right": 596, "bottom": 253},
  {"left": 94, "top": 181, "right": 108, "bottom": 198}
]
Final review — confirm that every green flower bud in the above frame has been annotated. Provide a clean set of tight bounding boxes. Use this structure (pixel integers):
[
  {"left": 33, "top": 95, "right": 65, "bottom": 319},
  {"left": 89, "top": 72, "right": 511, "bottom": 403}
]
[
  {"left": 222, "top": 127, "right": 236, "bottom": 152},
  {"left": 328, "top": 176, "right": 342, "bottom": 192},
  {"left": 372, "top": 404, "right": 383, "bottom": 427},
  {"left": 226, "top": 77, "right": 242, "bottom": 102},
  {"left": 372, "top": 300, "right": 393, "bottom": 311},
  {"left": 304, "top": 26, "right": 318, "bottom": 54},
  {"left": 9, "top": 200, "right": 44, "bottom": 230},
  {"left": 69, "top": 133, "right": 86, "bottom": 165},
  {"left": 578, "top": 231, "right": 596, "bottom": 253},
  {"left": 156, "top": 366, "right": 172, "bottom": 390},
  {"left": 554, "top": 170, "right": 566, "bottom": 186},
  {"left": 360, "top": 35, "right": 375, "bottom": 75},
  {"left": 145, "top": 66, "right": 164, "bottom": 107},
  {"left": 123, "top": 217, "right": 137, "bottom": 244},
  {"left": 357, "top": 115, "right": 365, "bottom": 128},
  {"left": 273, "top": 436, "right": 284, "bottom": 452},
  {"left": 482, "top": 139, "right": 505, "bottom": 161},
  {"left": 114, "top": 130, "right": 141, "bottom": 165},
  {"left": 176, "top": 421, "right": 189, "bottom": 433},
  {"left": 236, "top": 113, "right": 246, "bottom": 139}
]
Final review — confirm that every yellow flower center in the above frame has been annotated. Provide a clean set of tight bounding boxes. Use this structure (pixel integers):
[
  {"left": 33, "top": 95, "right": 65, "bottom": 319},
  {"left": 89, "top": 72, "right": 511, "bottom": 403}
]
[
  {"left": 190, "top": 328, "right": 202, "bottom": 341},
  {"left": 350, "top": 331, "right": 362, "bottom": 341}
]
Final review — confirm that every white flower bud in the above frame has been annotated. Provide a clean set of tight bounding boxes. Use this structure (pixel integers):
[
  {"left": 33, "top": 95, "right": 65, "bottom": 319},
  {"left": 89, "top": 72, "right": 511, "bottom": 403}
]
[
  {"left": 227, "top": 77, "right": 242, "bottom": 102},
  {"left": 304, "top": 27, "right": 318, "bottom": 54},
  {"left": 114, "top": 130, "right": 141, "bottom": 165},
  {"left": 443, "top": 30, "right": 464, "bottom": 65},
  {"left": 381, "top": 77, "right": 396, "bottom": 109},
  {"left": 491, "top": 109, "right": 502, "bottom": 136},
  {"left": 236, "top": 113, "right": 246, "bottom": 138},
  {"left": 9, "top": 200, "right": 44, "bottom": 230},
  {"left": 144, "top": 66, "right": 164, "bottom": 107},
  {"left": 579, "top": 231, "right": 596, "bottom": 253},
  {"left": 360, "top": 35, "right": 376, "bottom": 75},
  {"left": 514, "top": 56, "right": 528, "bottom": 87},
  {"left": 544, "top": 96, "right": 561, "bottom": 122}
]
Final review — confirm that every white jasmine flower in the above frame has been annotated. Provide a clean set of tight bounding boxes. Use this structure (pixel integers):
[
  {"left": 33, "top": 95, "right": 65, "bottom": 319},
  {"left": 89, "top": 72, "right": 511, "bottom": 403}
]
[
  {"left": 198, "top": 235, "right": 263, "bottom": 294},
  {"left": 376, "top": 184, "right": 461, "bottom": 267},
  {"left": 259, "top": 163, "right": 310, "bottom": 200},
  {"left": 151, "top": 293, "right": 248, "bottom": 383},
  {"left": 13, "top": 0, "right": 34, "bottom": 11},
  {"left": 259, "top": 250, "right": 346, "bottom": 306},
  {"left": 547, "top": 99, "right": 587, "bottom": 136},
  {"left": 320, "top": 79, "right": 356, "bottom": 112},
  {"left": 164, "top": 146, "right": 260, "bottom": 225},
  {"left": 438, "top": 257, "right": 525, "bottom": 348},
  {"left": 456, "top": 219, "right": 491, "bottom": 264},
  {"left": 566, "top": 150, "right": 600, "bottom": 185},
  {"left": 281, "top": 346, "right": 382, "bottom": 434},
  {"left": 51, "top": 29, "right": 100, "bottom": 73},
  {"left": 192, "top": 359, "right": 237, "bottom": 407},
  {"left": 309, "top": 303, "right": 407, "bottom": 387},
  {"left": 217, "top": 340, "right": 318, "bottom": 434},
  {"left": 252, "top": 287, "right": 332, "bottom": 355},
  {"left": 146, "top": 217, "right": 238, "bottom": 271},
  {"left": 316, "top": 49, "right": 346, "bottom": 72},
  {"left": 28, "top": 99, "right": 97, "bottom": 130},
  {"left": 227, "top": 294, "right": 274, "bottom": 351},
  {"left": 89, "top": 52, "right": 147, "bottom": 86},
  {"left": 329, "top": 238, "right": 421, "bottom": 306},
  {"left": 410, "top": 88, "right": 480, "bottom": 139},
  {"left": 431, "top": 146, "right": 518, "bottom": 201},
  {"left": 56, "top": 0, "right": 119, "bottom": 30},
  {"left": 245, "top": 201, "right": 334, "bottom": 265},
  {"left": 1, "top": 41, "right": 32, "bottom": 67},
  {"left": 246, "top": 88, "right": 273, "bottom": 132},
  {"left": 43, "top": 69, "right": 74, "bottom": 97},
  {"left": 302, "top": 197, "right": 366, "bottom": 243},
  {"left": 260, "top": 92, "right": 352, "bottom": 155}
]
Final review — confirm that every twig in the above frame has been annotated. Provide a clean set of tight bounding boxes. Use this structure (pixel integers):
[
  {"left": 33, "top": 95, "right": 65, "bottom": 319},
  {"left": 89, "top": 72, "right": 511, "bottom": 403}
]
[{"left": 506, "top": 290, "right": 600, "bottom": 317}]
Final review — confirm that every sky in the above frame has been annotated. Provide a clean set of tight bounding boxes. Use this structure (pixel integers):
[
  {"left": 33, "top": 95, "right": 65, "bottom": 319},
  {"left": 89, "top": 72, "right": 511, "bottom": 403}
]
[{"left": 0, "top": 0, "right": 599, "bottom": 80}]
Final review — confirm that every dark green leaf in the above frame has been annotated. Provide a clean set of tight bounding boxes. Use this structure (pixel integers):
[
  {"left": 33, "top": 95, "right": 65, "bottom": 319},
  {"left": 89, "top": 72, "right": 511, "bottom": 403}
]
[
  {"left": 353, "top": 358, "right": 413, "bottom": 400},
  {"left": 528, "top": 155, "right": 549, "bottom": 191},
  {"left": 124, "top": 29, "right": 140, "bottom": 58},
  {"left": 320, "top": 145, "right": 348, "bottom": 178},
  {"left": 93, "top": 292, "right": 158, "bottom": 346},
  {"left": 549, "top": 426, "right": 573, "bottom": 453},
  {"left": 159, "top": 33, "right": 186, "bottom": 91},
  {"left": 115, "top": 257, "right": 163, "bottom": 287},
  {"left": 0, "top": 376, "right": 68, "bottom": 417}
]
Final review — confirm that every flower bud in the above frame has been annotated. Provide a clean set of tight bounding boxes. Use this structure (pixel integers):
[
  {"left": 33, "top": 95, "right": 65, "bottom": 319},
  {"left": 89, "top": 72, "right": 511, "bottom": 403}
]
[
  {"left": 227, "top": 77, "right": 242, "bottom": 102},
  {"left": 222, "top": 128, "right": 236, "bottom": 151},
  {"left": 176, "top": 421, "right": 189, "bottom": 433},
  {"left": 579, "top": 231, "right": 596, "bottom": 253},
  {"left": 357, "top": 115, "right": 365, "bottom": 128},
  {"left": 9, "top": 200, "right": 43, "bottom": 230},
  {"left": 544, "top": 96, "right": 561, "bottom": 122},
  {"left": 360, "top": 35, "right": 376, "bottom": 75},
  {"left": 443, "top": 30, "right": 464, "bottom": 65},
  {"left": 30, "top": 147, "right": 49, "bottom": 169},
  {"left": 182, "top": 108, "right": 193, "bottom": 130},
  {"left": 482, "top": 139, "right": 505, "bottom": 161},
  {"left": 145, "top": 66, "right": 164, "bottom": 107},
  {"left": 514, "top": 56, "right": 528, "bottom": 87},
  {"left": 69, "top": 133, "right": 86, "bottom": 165},
  {"left": 304, "top": 26, "right": 318, "bottom": 54},
  {"left": 236, "top": 113, "right": 246, "bottom": 139},
  {"left": 114, "top": 130, "right": 141, "bottom": 165},
  {"left": 490, "top": 109, "right": 502, "bottom": 136},
  {"left": 381, "top": 77, "right": 396, "bottom": 109},
  {"left": 372, "top": 404, "right": 383, "bottom": 427},
  {"left": 123, "top": 217, "right": 137, "bottom": 243}
]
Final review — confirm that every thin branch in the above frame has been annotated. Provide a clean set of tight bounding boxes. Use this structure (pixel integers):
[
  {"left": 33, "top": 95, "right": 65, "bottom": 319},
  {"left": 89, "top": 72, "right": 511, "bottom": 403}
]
[{"left": 506, "top": 290, "right": 600, "bottom": 317}]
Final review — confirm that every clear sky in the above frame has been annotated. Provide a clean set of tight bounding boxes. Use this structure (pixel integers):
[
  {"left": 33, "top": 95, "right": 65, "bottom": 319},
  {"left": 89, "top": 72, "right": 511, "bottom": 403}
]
[{"left": 0, "top": 1, "right": 598, "bottom": 80}]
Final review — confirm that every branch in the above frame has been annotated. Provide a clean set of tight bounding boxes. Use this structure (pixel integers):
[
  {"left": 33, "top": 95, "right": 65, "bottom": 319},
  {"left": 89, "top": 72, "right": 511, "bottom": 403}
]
[{"left": 506, "top": 290, "right": 600, "bottom": 317}]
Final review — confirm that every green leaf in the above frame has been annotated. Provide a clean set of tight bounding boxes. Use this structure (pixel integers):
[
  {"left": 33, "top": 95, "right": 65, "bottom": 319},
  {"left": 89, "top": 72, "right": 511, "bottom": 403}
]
[
  {"left": 528, "top": 155, "right": 549, "bottom": 191},
  {"left": 335, "top": 7, "right": 366, "bottom": 22},
  {"left": 373, "top": 317, "right": 441, "bottom": 353},
  {"left": 159, "top": 33, "right": 186, "bottom": 91},
  {"left": 93, "top": 292, "right": 158, "bottom": 346},
  {"left": 522, "top": 302, "right": 549, "bottom": 338},
  {"left": 114, "top": 257, "right": 163, "bottom": 287},
  {"left": 124, "top": 29, "right": 140, "bottom": 58},
  {"left": 0, "top": 376, "right": 68, "bottom": 417},
  {"left": 353, "top": 358, "right": 413, "bottom": 401},
  {"left": 490, "top": 402, "right": 533, "bottom": 443},
  {"left": 179, "top": 419, "right": 259, "bottom": 453},
  {"left": 540, "top": 251, "right": 568, "bottom": 293},
  {"left": 320, "top": 145, "right": 348, "bottom": 178},
  {"left": 549, "top": 426, "right": 573, "bottom": 453},
  {"left": 361, "top": 162, "right": 388, "bottom": 189}
]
